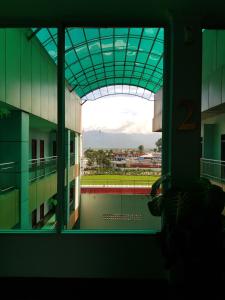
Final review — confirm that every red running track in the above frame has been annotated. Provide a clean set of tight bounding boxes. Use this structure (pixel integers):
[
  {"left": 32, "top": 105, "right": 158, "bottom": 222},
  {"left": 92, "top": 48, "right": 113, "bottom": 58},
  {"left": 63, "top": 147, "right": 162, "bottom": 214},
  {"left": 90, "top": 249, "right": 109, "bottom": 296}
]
[{"left": 81, "top": 187, "right": 152, "bottom": 194}]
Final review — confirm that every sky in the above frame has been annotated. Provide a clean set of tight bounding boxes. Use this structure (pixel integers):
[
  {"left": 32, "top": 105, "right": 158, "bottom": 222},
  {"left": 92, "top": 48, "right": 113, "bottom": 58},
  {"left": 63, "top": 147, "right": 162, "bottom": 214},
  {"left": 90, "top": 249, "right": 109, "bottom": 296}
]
[{"left": 82, "top": 94, "right": 155, "bottom": 134}]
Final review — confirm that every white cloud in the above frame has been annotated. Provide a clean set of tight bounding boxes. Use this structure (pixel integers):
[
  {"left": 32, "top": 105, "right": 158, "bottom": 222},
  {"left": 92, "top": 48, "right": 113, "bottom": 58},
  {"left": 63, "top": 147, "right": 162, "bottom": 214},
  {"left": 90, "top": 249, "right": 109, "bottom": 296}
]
[{"left": 82, "top": 94, "right": 154, "bottom": 134}]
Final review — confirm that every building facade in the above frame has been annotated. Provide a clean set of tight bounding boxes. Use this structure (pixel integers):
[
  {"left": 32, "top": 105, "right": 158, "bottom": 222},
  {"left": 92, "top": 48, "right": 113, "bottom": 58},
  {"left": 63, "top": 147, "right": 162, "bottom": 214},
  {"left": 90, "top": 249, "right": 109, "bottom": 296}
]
[
  {"left": 152, "top": 29, "right": 225, "bottom": 190},
  {"left": 0, "top": 28, "right": 82, "bottom": 229}
]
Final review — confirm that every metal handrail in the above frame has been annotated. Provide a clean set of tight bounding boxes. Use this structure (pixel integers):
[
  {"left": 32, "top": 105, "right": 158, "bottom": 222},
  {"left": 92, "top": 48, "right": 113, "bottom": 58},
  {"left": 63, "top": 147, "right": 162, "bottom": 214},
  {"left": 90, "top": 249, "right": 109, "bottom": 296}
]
[
  {"left": 29, "top": 156, "right": 57, "bottom": 182},
  {"left": 200, "top": 158, "right": 225, "bottom": 163},
  {"left": 200, "top": 158, "right": 225, "bottom": 183},
  {"left": 29, "top": 156, "right": 57, "bottom": 164},
  {"left": 0, "top": 161, "right": 16, "bottom": 193}
]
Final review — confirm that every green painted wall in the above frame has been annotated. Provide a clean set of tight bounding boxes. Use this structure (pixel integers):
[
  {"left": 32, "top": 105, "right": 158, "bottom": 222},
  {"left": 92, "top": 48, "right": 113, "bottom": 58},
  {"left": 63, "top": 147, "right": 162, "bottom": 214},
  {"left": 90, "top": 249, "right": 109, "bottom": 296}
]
[
  {"left": 0, "top": 189, "right": 19, "bottom": 228},
  {"left": 0, "top": 28, "right": 81, "bottom": 133},
  {"left": 0, "top": 111, "right": 29, "bottom": 189},
  {"left": 203, "top": 124, "right": 218, "bottom": 159},
  {"left": 80, "top": 194, "right": 161, "bottom": 230},
  {"left": 0, "top": 30, "right": 6, "bottom": 103},
  {"left": 29, "top": 173, "right": 57, "bottom": 213},
  {"left": 0, "top": 111, "right": 29, "bottom": 228},
  {"left": 202, "top": 30, "right": 225, "bottom": 111},
  {"left": 203, "top": 113, "right": 225, "bottom": 160}
]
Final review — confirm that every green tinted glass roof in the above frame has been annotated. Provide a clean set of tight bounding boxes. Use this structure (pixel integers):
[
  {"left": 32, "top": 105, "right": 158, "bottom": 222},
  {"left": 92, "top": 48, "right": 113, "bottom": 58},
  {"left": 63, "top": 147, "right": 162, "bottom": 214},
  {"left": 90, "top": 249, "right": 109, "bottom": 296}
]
[{"left": 34, "top": 28, "right": 164, "bottom": 101}]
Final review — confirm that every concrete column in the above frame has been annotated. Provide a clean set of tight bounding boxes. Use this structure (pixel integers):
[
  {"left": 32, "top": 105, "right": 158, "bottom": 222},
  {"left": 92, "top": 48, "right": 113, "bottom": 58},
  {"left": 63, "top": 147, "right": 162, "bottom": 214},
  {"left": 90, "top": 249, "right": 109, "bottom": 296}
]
[
  {"left": 75, "top": 133, "right": 80, "bottom": 211},
  {"left": 65, "top": 129, "right": 70, "bottom": 227},
  {"left": 164, "top": 18, "right": 202, "bottom": 188},
  {"left": 56, "top": 26, "right": 65, "bottom": 232},
  {"left": 162, "top": 27, "right": 171, "bottom": 191},
  {"left": 19, "top": 112, "right": 30, "bottom": 229},
  {"left": 163, "top": 18, "right": 204, "bottom": 290}
]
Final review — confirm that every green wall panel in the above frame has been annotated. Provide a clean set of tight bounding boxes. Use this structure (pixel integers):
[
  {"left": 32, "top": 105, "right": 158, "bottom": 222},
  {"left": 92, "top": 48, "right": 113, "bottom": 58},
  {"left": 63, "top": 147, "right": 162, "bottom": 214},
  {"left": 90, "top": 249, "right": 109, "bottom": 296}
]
[
  {"left": 0, "top": 192, "right": 12, "bottom": 228},
  {"left": 6, "top": 29, "right": 21, "bottom": 108},
  {"left": 36, "top": 179, "right": 45, "bottom": 206},
  {"left": 221, "top": 66, "right": 225, "bottom": 103},
  {"left": 1, "top": 28, "right": 80, "bottom": 132},
  {"left": 31, "top": 42, "right": 41, "bottom": 116},
  {"left": 0, "top": 190, "right": 19, "bottom": 229},
  {"left": 201, "top": 80, "right": 209, "bottom": 112},
  {"left": 14, "top": 190, "right": 19, "bottom": 224},
  {"left": 52, "top": 69, "right": 57, "bottom": 123},
  {"left": 29, "top": 182, "right": 37, "bottom": 212},
  {"left": 209, "top": 30, "right": 217, "bottom": 74},
  {"left": 28, "top": 174, "right": 58, "bottom": 213},
  {"left": 209, "top": 68, "right": 222, "bottom": 108},
  {"left": 202, "top": 113, "right": 225, "bottom": 160},
  {"left": 49, "top": 173, "right": 57, "bottom": 197},
  {"left": 48, "top": 64, "right": 54, "bottom": 122},
  {"left": 203, "top": 124, "right": 217, "bottom": 159},
  {"left": 40, "top": 53, "right": 49, "bottom": 119},
  {"left": 217, "top": 31, "right": 225, "bottom": 68},
  {"left": 21, "top": 30, "right": 32, "bottom": 113},
  {"left": 0, "top": 29, "right": 6, "bottom": 102},
  {"left": 45, "top": 176, "right": 51, "bottom": 199}
]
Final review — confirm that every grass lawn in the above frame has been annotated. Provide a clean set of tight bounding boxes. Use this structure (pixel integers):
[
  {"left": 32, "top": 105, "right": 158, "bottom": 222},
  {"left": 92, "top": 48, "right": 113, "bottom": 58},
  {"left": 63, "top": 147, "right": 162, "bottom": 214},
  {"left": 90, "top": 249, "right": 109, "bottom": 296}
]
[{"left": 81, "top": 174, "right": 160, "bottom": 186}]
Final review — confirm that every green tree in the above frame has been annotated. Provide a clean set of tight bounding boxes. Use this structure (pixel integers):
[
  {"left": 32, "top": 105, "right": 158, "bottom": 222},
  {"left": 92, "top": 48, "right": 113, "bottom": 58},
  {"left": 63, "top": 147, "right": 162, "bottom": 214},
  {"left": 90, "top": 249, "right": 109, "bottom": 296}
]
[
  {"left": 96, "top": 149, "right": 111, "bottom": 168},
  {"left": 138, "top": 145, "right": 144, "bottom": 153},
  {"left": 84, "top": 148, "right": 112, "bottom": 171},
  {"left": 84, "top": 148, "right": 96, "bottom": 166},
  {"left": 155, "top": 138, "right": 162, "bottom": 152}
]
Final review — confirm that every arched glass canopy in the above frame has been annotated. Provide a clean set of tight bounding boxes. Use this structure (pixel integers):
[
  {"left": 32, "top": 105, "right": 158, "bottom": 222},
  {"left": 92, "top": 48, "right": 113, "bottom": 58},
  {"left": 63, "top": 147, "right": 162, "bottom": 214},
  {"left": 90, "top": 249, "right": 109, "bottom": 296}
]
[{"left": 33, "top": 28, "right": 164, "bottom": 101}]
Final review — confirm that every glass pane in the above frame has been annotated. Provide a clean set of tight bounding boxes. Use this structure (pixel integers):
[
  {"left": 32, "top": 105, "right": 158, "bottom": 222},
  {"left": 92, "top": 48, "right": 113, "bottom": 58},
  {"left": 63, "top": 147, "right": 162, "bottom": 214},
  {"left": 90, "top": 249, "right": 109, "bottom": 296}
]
[{"left": 35, "top": 27, "right": 164, "bottom": 99}]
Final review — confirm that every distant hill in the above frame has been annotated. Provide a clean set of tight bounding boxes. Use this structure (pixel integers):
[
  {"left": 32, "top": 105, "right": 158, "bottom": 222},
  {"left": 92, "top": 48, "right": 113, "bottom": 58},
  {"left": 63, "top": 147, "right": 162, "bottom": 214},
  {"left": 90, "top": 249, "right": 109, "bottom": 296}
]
[{"left": 82, "top": 130, "right": 162, "bottom": 149}]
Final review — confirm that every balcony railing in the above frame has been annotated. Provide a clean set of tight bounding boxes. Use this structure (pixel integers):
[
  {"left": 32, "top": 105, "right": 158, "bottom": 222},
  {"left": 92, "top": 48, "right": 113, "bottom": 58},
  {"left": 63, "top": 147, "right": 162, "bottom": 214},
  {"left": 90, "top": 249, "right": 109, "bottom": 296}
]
[
  {"left": 29, "top": 156, "right": 57, "bottom": 182},
  {"left": 200, "top": 158, "right": 225, "bottom": 183},
  {"left": 0, "top": 162, "right": 16, "bottom": 193}
]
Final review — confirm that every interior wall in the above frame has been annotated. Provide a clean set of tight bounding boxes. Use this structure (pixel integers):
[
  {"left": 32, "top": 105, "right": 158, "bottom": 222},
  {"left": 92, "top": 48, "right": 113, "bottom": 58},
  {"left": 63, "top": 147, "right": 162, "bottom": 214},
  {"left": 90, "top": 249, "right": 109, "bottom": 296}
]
[
  {"left": 0, "top": 233, "right": 166, "bottom": 279},
  {"left": 202, "top": 112, "right": 225, "bottom": 160},
  {"left": 29, "top": 129, "right": 52, "bottom": 159}
]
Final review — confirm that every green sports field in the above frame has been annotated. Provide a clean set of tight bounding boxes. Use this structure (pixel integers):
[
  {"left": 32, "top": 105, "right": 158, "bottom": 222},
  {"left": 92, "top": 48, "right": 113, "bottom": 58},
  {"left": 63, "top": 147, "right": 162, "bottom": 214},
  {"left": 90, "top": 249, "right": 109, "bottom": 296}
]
[{"left": 81, "top": 175, "right": 159, "bottom": 186}]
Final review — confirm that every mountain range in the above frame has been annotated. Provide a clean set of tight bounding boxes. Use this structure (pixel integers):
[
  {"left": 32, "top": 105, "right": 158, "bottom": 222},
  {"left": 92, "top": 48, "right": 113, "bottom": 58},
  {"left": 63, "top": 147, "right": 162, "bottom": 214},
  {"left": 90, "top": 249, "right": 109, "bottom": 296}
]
[{"left": 82, "top": 130, "right": 161, "bottom": 149}]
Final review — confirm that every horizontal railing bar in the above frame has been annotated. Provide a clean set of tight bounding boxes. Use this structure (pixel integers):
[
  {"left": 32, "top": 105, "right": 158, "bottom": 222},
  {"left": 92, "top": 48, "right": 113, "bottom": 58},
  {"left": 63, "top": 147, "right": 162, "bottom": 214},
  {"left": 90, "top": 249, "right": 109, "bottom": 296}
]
[
  {"left": 0, "top": 162, "right": 16, "bottom": 166},
  {"left": 0, "top": 186, "right": 15, "bottom": 193},
  {"left": 201, "top": 158, "right": 225, "bottom": 164},
  {"left": 28, "top": 156, "right": 57, "bottom": 162}
]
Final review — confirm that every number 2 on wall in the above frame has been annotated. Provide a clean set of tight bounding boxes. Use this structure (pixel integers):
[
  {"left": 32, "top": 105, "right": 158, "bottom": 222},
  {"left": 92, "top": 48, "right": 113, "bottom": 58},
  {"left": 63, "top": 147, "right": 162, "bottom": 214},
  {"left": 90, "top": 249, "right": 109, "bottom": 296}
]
[{"left": 178, "top": 100, "right": 197, "bottom": 130}]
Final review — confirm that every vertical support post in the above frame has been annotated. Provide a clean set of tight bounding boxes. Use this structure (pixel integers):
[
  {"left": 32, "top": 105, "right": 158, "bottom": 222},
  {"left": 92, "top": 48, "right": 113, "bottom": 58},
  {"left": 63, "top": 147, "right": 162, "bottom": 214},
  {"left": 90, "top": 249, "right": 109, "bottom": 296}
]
[
  {"left": 162, "top": 27, "right": 172, "bottom": 191},
  {"left": 165, "top": 18, "right": 202, "bottom": 188},
  {"left": 75, "top": 133, "right": 80, "bottom": 212},
  {"left": 19, "top": 112, "right": 30, "bottom": 229},
  {"left": 65, "top": 129, "right": 70, "bottom": 227},
  {"left": 56, "top": 26, "right": 65, "bottom": 232}
]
